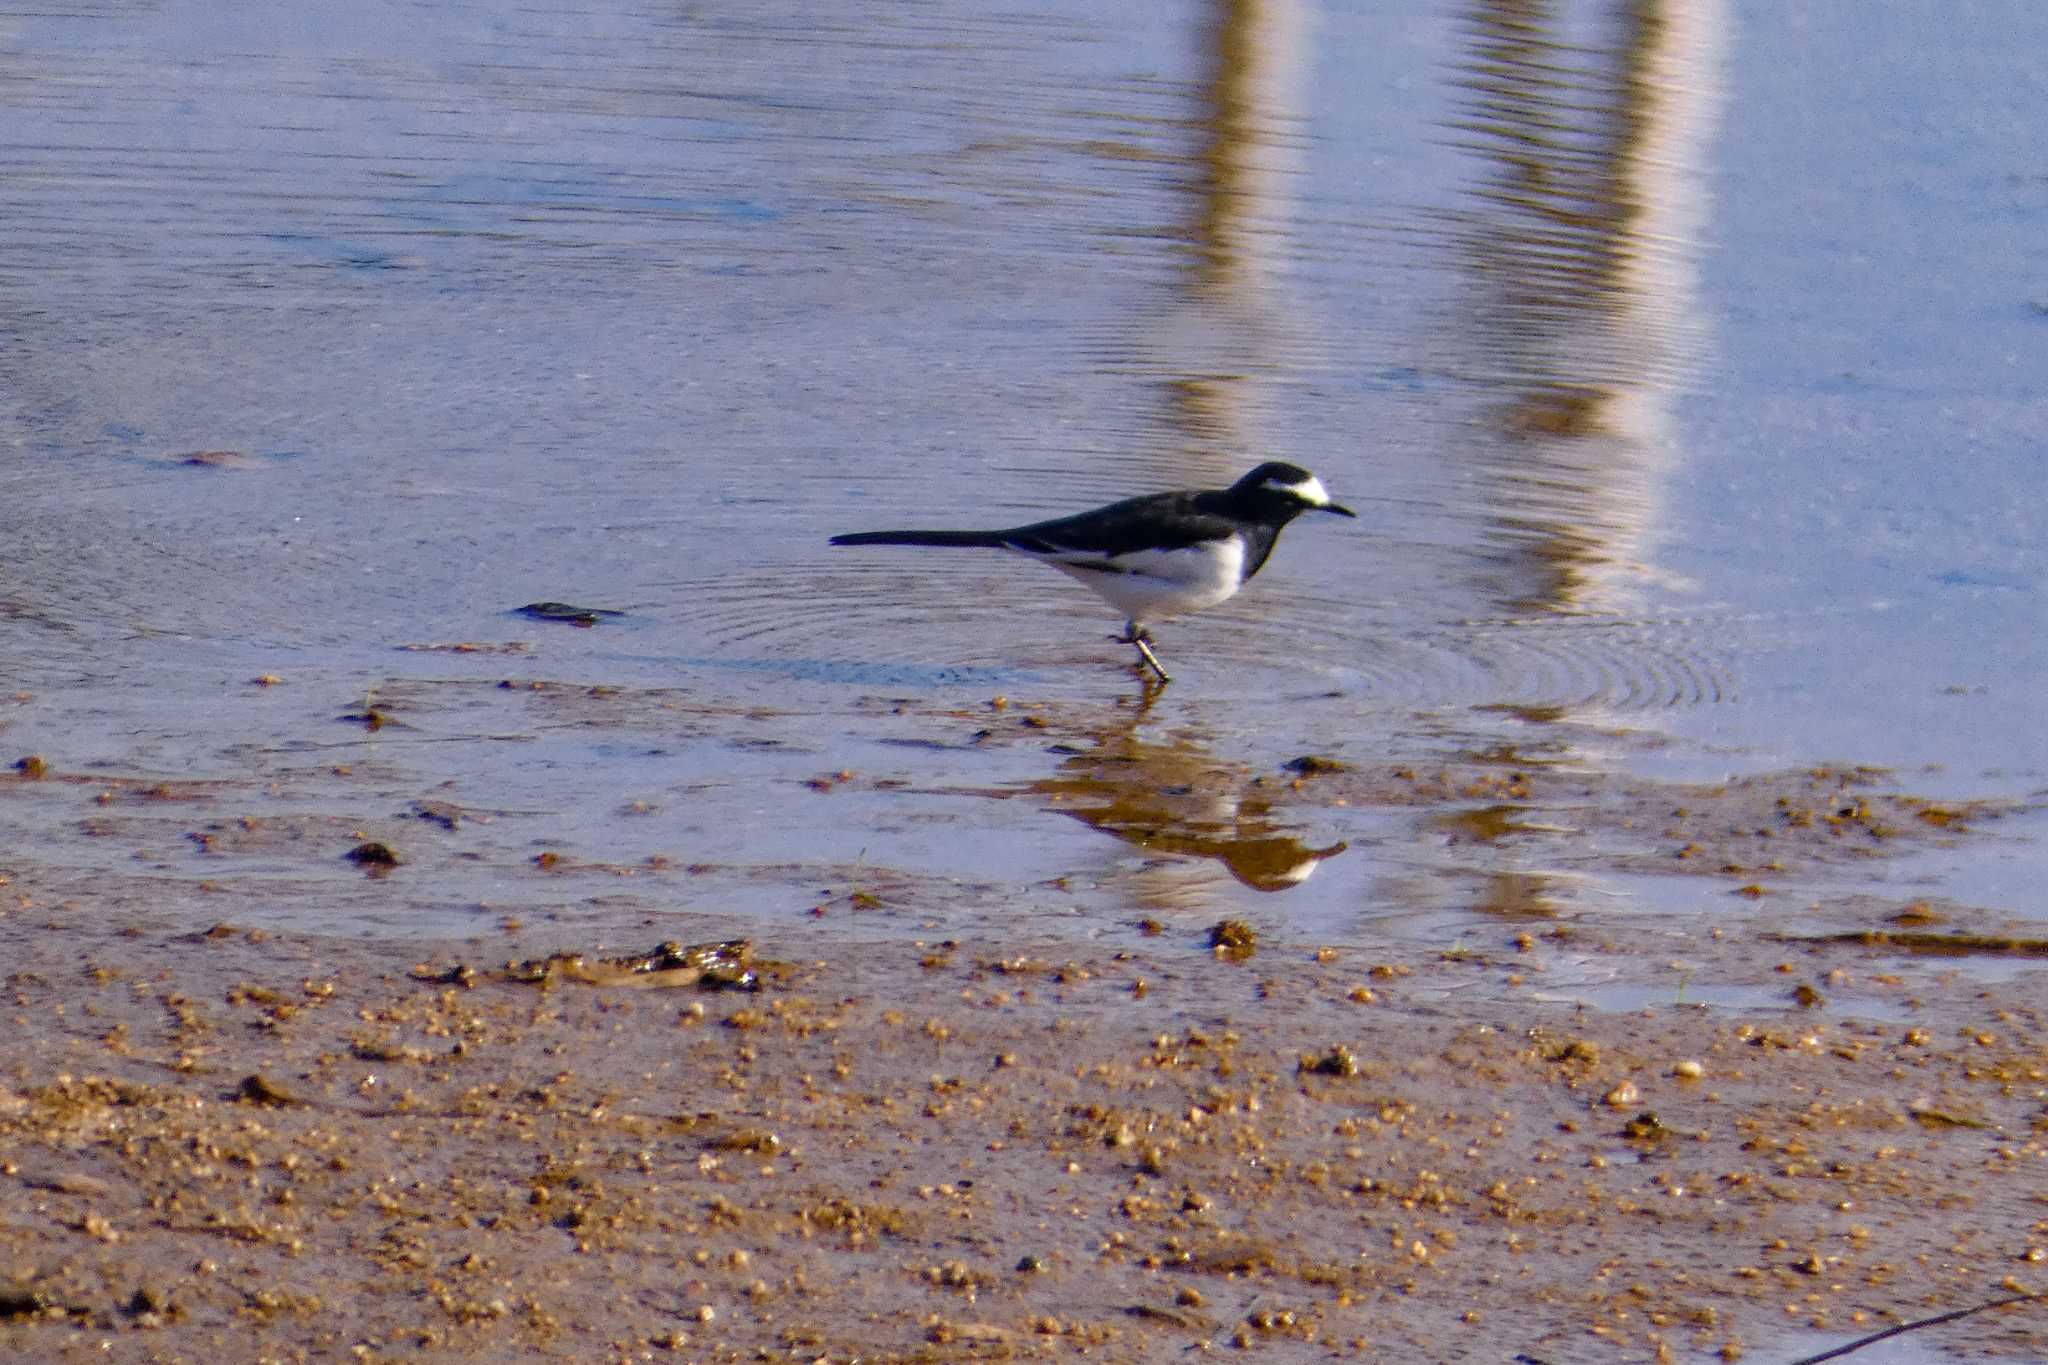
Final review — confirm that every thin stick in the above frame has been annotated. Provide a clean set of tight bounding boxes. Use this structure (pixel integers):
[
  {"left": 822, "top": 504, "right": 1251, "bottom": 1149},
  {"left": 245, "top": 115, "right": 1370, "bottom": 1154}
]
[{"left": 1785, "top": 1291, "right": 2043, "bottom": 1365}]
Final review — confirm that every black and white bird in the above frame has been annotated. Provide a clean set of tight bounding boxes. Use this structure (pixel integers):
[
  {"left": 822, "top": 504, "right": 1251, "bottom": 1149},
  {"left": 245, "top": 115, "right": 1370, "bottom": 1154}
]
[{"left": 829, "top": 461, "right": 1355, "bottom": 684}]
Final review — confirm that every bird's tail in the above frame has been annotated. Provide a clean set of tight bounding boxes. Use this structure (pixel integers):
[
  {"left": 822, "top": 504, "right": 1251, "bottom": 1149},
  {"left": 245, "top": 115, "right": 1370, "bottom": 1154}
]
[{"left": 829, "top": 529, "right": 1011, "bottom": 549}]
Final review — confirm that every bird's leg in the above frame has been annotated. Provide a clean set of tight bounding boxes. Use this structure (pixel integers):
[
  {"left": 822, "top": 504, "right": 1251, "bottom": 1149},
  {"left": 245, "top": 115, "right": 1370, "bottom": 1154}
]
[
  {"left": 1133, "top": 637, "right": 1171, "bottom": 685},
  {"left": 1118, "top": 620, "right": 1172, "bottom": 686}
]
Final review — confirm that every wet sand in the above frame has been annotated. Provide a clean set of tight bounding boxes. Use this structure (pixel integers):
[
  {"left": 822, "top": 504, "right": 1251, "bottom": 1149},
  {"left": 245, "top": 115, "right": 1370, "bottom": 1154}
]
[{"left": 5, "top": 765, "right": 2046, "bottom": 1363}]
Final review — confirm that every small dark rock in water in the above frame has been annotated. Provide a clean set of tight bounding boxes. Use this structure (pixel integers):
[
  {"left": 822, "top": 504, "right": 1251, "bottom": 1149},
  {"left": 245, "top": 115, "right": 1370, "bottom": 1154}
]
[
  {"left": 1282, "top": 754, "right": 1350, "bottom": 775},
  {"left": 411, "top": 801, "right": 463, "bottom": 830},
  {"left": 1300, "top": 1044, "right": 1359, "bottom": 1077},
  {"left": 339, "top": 709, "right": 390, "bottom": 731},
  {"left": 125, "top": 1285, "right": 171, "bottom": 1317},
  {"left": 0, "top": 1288, "right": 55, "bottom": 1318},
  {"left": 707, "top": 1127, "right": 782, "bottom": 1156},
  {"left": 516, "top": 601, "right": 626, "bottom": 628},
  {"left": 13, "top": 754, "right": 48, "bottom": 779},
  {"left": 237, "top": 1073, "right": 302, "bottom": 1107},
  {"left": 1622, "top": 1111, "right": 1670, "bottom": 1142},
  {"left": 1208, "top": 919, "right": 1257, "bottom": 960},
  {"left": 346, "top": 841, "right": 400, "bottom": 869}
]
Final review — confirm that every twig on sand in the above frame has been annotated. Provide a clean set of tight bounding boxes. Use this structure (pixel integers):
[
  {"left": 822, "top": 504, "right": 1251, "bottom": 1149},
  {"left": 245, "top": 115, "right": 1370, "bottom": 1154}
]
[
  {"left": 1513, "top": 1290, "right": 2044, "bottom": 1365},
  {"left": 1785, "top": 1290, "right": 2044, "bottom": 1364}
]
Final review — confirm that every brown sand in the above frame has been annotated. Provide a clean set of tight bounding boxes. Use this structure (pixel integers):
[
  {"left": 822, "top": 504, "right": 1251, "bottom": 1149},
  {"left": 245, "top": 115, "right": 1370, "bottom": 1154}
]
[{"left": 3, "top": 905, "right": 2045, "bottom": 1364}]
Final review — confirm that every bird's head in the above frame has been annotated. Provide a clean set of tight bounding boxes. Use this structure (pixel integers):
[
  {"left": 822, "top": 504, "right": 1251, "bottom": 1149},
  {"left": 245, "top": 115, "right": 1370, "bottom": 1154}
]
[{"left": 1230, "top": 462, "right": 1356, "bottom": 519}]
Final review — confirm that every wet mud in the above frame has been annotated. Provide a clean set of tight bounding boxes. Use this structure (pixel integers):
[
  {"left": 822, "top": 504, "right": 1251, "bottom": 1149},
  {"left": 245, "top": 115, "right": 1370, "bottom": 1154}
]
[{"left": 3, "top": 910, "right": 2045, "bottom": 1362}]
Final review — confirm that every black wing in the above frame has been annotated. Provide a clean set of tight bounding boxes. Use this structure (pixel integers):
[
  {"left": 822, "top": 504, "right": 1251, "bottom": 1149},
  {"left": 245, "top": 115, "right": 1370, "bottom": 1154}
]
[{"left": 998, "top": 491, "right": 1237, "bottom": 556}]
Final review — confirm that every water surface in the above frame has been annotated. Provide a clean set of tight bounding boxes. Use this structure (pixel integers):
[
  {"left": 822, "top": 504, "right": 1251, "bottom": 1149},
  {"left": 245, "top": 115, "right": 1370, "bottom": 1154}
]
[{"left": 1, "top": 0, "right": 2041, "bottom": 953}]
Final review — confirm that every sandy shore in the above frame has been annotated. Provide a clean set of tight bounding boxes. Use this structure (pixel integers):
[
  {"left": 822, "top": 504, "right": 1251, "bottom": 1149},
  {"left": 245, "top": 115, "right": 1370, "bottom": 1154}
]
[{"left": 4, "top": 903, "right": 2045, "bottom": 1363}]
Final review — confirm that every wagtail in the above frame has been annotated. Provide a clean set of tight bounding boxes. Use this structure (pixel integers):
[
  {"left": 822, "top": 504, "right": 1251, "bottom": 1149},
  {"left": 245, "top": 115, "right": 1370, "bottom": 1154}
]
[{"left": 829, "top": 461, "right": 1355, "bottom": 684}]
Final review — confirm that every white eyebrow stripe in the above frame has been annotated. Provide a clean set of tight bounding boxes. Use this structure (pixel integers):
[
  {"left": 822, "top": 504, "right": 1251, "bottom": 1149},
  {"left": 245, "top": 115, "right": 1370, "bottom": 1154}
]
[{"left": 1276, "top": 474, "right": 1330, "bottom": 505}]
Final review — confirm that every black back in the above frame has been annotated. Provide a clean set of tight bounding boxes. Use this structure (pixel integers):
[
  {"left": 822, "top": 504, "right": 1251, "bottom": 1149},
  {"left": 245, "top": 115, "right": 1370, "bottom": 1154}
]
[{"left": 832, "top": 460, "right": 1340, "bottom": 585}]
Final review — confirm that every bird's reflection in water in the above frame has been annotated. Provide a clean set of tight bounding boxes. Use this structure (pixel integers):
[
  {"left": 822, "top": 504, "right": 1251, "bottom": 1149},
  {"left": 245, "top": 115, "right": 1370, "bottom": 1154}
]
[{"left": 1031, "top": 713, "right": 1346, "bottom": 903}]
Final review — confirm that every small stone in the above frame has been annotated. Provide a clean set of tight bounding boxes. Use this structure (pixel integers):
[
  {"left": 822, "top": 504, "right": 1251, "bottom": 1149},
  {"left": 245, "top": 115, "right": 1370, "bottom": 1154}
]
[
  {"left": 345, "top": 841, "right": 400, "bottom": 868},
  {"left": 1208, "top": 919, "right": 1257, "bottom": 960}
]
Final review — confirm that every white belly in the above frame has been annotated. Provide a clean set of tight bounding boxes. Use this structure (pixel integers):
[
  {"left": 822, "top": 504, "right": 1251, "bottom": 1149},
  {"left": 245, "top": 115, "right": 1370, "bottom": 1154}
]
[{"left": 1031, "top": 537, "right": 1246, "bottom": 624}]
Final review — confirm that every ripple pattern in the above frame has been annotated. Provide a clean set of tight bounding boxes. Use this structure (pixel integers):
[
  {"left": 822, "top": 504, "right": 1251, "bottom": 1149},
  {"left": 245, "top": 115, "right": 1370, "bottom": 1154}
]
[{"left": 679, "top": 530, "right": 1771, "bottom": 714}]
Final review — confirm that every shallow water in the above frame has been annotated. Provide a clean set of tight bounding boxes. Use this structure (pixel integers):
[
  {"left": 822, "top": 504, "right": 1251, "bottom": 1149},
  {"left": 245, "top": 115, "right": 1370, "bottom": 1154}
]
[{"left": 1, "top": 0, "right": 2042, "bottom": 951}]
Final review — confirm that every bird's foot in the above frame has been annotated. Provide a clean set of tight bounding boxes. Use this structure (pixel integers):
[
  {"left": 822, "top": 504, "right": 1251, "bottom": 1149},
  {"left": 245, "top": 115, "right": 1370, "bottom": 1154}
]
[{"left": 1109, "top": 623, "right": 1170, "bottom": 684}]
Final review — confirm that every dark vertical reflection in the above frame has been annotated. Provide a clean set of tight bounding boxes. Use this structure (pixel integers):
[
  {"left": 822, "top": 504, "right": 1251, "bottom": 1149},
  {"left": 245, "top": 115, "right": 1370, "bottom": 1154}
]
[
  {"left": 1447, "top": 0, "right": 1726, "bottom": 616},
  {"left": 1186, "top": 0, "right": 1304, "bottom": 301},
  {"left": 1377, "top": 0, "right": 1728, "bottom": 924},
  {"left": 1102, "top": 0, "right": 1312, "bottom": 484}
]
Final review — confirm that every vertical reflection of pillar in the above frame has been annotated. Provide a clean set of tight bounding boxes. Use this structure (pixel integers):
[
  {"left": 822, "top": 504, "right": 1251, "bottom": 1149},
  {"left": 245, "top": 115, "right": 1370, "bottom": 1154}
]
[
  {"left": 1450, "top": 0, "right": 1726, "bottom": 617},
  {"left": 1392, "top": 0, "right": 1727, "bottom": 926},
  {"left": 1188, "top": 0, "right": 1307, "bottom": 301},
  {"left": 1112, "top": 0, "right": 1311, "bottom": 483}
]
